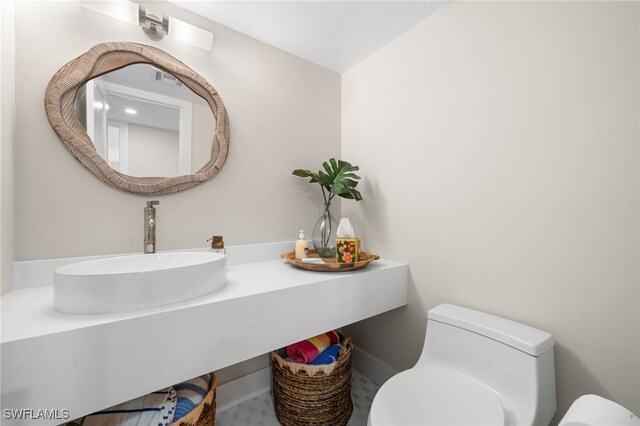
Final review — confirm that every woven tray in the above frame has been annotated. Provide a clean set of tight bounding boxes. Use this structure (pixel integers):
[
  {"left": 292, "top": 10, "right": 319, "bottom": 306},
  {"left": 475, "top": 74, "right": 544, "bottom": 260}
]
[
  {"left": 271, "top": 333, "right": 353, "bottom": 426},
  {"left": 170, "top": 373, "right": 217, "bottom": 426},
  {"left": 281, "top": 250, "right": 380, "bottom": 272}
]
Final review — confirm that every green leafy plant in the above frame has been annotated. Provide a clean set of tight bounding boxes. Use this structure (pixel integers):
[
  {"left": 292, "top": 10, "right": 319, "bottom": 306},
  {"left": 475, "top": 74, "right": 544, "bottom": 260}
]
[{"left": 293, "top": 158, "right": 363, "bottom": 204}]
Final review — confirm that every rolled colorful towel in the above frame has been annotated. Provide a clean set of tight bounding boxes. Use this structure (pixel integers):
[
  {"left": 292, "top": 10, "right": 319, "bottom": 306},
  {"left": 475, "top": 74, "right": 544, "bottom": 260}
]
[
  {"left": 286, "top": 330, "right": 340, "bottom": 364},
  {"left": 310, "top": 343, "right": 341, "bottom": 365},
  {"left": 172, "top": 374, "right": 212, "bottom": 422},
  {"left": 82, "top": 387, "right": 176, "bottom": 426}
]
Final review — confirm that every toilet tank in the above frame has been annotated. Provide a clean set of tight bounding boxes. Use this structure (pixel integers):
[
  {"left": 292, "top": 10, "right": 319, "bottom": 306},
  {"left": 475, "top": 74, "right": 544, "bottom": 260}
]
[{"left": 417, "top": 304, "right": 556, "bottom": 426}]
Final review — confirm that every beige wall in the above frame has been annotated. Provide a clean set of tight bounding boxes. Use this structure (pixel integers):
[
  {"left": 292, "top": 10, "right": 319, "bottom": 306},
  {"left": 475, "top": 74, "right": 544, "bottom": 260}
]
[
  {"left": 342, "top": 1, "right": 639, "bottom": 421},
  {"left": 1, "top": 0, "right": 15, "bottom": 295},
  {"left": 13, "top": 1, "right": 340, "bottom": 263},
  {"left": 127, "top": 124, "right": 179, "bottom": 177}
]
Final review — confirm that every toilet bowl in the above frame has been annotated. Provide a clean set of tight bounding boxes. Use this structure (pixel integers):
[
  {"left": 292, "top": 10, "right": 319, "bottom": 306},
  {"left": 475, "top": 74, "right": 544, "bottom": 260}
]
[
  {"left": 370, "top": 364, "right": 506, "bottom": 425},
  {"left": 368, "top": 304, "right": 557, "bottom": 426},
  {"left": 559, "top": 395, "right": 640, "bottom": 426}
]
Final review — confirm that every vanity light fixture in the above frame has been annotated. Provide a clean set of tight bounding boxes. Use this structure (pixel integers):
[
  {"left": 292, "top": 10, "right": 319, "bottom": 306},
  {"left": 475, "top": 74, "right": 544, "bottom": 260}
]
[
  {"left": 81, "top": 1, "right": 213, "bottom": 51},
  {"left": 169, "top": 16, "right": 213, "bottom": 51}
]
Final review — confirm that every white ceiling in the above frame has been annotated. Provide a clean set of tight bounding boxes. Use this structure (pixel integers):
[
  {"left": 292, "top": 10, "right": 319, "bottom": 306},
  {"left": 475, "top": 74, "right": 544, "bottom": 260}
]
[{"left": 169, "top": 1, "right": 445, "bottom": 73}]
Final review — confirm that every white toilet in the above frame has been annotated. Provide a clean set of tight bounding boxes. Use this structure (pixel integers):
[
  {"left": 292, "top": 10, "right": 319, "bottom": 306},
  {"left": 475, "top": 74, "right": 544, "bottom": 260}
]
[
  {"left": 559, "top": 394, "right": 640, "bottom": 425},
  {"left": 368, "top": 304, "right": 557, "bottom": 425}
]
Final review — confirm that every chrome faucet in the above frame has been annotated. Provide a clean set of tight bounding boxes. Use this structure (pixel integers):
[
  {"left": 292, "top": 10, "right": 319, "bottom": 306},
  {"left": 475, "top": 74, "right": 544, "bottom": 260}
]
[{"left": 144, "top": 200, "right": 160, "bottom": 254}]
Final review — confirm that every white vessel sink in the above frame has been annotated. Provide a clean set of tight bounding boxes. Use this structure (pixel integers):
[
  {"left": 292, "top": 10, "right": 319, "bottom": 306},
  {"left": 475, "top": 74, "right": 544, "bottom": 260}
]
[{"left": 53, "top": 252, "right": 227, "bottom": 313}]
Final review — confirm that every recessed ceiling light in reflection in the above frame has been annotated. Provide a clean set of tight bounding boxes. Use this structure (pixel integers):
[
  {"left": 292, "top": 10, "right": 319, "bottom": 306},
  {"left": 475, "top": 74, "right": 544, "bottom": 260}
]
[{"left": 125, "top": 108, "right": 137, "bottom": 115}]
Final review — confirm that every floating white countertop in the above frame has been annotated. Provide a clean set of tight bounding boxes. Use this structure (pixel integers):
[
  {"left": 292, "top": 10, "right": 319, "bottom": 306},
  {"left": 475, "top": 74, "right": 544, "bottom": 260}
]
[
  {"left": 2, "top": 259, "right": 402, "bottom": 343},
  {"left": 1, "top": 245, "right": 408, "bottom": 425}
]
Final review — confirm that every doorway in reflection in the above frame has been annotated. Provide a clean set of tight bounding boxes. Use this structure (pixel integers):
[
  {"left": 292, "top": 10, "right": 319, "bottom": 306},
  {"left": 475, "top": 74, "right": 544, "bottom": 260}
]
[{"left": 74, "top": 63, "right": 215, "bottom": 177}]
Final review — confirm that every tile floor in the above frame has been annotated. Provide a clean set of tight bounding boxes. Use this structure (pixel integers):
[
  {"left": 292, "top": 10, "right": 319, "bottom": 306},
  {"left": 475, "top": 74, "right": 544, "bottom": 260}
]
[{"left": 216, "top": 369, "right": 380, "bottom": 426}]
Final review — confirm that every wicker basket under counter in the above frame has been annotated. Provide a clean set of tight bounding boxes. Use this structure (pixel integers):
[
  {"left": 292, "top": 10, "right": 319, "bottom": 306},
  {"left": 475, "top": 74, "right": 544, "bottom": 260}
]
[
  {"left": 170, "top": 373, "right": 217, "bottom": 426},
  {"left": 66, "top": 373, "right": 217, "bottom": 426},
  {"left": 271, "top": 333, "right": 353, "bottom": 426}
]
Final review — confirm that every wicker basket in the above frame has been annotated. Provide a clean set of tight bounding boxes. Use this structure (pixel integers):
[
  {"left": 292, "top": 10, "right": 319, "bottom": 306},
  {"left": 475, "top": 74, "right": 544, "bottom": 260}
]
[
  {"left": 271, "top": 333, "right": 353, "bottom": 426},
  {"left": 66, "top": 373, "right": 217, "bottom": 426},
  {"left": 170, "top": 373, "right": 217, "bottom": 426}
]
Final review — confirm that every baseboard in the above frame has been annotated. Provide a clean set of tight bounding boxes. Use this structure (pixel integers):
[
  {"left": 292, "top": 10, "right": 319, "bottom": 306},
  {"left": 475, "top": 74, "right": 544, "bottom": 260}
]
[
  {"left": 351, "top": 345, "right": 399, "bottom": 387},
  {"left": 216, "top": 366, "right": 272, "bottom": 413},
  {"left": 216, "top": 345, "right": 398, "bottom": 413}
]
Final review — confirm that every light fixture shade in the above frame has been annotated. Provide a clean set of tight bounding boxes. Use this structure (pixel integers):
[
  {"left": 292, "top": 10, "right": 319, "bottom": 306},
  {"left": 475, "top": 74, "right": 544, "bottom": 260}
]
[
  {"left": 81, "top": 1, "right": 138, "bottom": 26},
  {"left": 170, "top": 17, "right": 213, "bottom": 51}
]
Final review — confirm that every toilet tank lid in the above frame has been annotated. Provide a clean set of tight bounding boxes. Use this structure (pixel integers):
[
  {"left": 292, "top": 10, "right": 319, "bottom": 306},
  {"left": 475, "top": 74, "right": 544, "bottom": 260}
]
[{"left": 428, "top": 304, "right": 554, "bottom": 356}]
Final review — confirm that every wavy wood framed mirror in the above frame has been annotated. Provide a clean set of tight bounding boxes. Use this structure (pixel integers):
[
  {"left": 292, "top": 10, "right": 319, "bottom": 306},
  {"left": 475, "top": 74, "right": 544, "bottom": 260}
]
[{"left": 45, "top": 42, "right": 229, "bottom": 195}]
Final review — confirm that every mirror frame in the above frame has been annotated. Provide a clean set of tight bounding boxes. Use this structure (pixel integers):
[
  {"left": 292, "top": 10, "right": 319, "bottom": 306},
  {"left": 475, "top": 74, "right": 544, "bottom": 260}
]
[{"left": 45, "top": 42, "right": 229, "bottom": 195}]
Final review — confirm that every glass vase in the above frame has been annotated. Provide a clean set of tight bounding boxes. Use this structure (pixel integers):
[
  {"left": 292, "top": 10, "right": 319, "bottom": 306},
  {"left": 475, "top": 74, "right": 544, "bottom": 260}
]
[{"left": 312, "top": 202, "right": 338, "bottom": 259}]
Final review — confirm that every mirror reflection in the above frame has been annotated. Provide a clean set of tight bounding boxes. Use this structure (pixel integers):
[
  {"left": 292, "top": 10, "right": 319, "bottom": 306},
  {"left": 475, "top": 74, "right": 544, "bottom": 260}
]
[{"left": 74, "top": 64, "right": 215, "bottom": 177}]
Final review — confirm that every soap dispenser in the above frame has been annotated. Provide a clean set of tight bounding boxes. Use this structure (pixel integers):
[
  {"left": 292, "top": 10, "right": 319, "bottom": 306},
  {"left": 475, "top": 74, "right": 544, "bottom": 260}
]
[
  {"left": 207, "top": 235, "right": 226, "bottom": 254},
  {"left": 295, "top": 230, "right": 309, "bottom": 259}
]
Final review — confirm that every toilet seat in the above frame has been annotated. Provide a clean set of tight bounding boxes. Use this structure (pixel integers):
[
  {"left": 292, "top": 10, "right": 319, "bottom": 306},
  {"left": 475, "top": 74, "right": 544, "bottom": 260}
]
[{"left": 369, "top": 365, "right": 506, "bottom": 426}]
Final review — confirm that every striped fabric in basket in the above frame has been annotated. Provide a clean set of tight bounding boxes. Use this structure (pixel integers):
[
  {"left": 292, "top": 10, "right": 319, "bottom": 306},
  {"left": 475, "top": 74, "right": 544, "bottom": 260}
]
[
  {"left": 172, "top": 374, "right": 212, "bottom": 423},
  {"left": 82, "top": 388, "right": 177, "bottom": 426}
]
